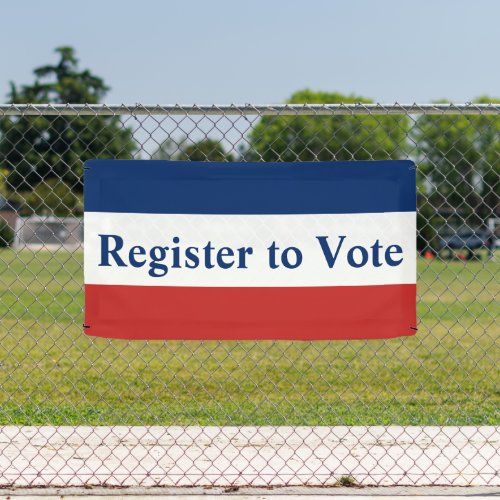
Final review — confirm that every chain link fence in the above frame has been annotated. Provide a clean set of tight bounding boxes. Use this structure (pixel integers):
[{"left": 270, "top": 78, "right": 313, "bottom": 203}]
[{"left": 0, "top": 103, "right": 498, "bottom": 488}]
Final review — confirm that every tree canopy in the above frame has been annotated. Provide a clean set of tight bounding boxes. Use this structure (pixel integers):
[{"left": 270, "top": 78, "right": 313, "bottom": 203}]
[
  {"left": 413, "top": 96, "right": 500, "bottom": 227},
  {"left": 0, "top": 47, "right": 136, "bottom": 192},
  {"left": 153, "top": 137, "right": 234, "bottom": 161},
  {"left": 246, "top": 90, "right": 409, "bottom": 161}
]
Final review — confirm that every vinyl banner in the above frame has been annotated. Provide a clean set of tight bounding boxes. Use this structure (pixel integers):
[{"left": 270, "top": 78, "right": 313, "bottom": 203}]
[{"left": 84, "top": 160, "right": 416, "bottom": 340}]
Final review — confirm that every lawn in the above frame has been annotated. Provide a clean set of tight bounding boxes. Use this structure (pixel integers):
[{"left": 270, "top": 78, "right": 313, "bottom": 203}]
[{"left": 0, "top": 248, "right": 498, "bottom": 425}]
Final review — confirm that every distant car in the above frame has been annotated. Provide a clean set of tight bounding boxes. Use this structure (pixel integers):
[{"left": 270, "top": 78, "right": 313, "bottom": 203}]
[{"left": 438, "top": 227, "right": 492, "bottom": 251}]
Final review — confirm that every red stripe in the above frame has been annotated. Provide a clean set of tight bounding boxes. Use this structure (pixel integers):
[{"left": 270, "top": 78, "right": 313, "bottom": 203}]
[{"left": 84, "top": 284, "right": 416, "bottom": 340}]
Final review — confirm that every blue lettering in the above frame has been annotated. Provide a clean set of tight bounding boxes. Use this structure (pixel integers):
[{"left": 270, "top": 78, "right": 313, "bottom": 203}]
[
  {"left": 281, "top": 246, "right": 302, "bottom": 269},
  {"left": 172, "top": 236, "right": 181, "bottom": 268},
  {"left": 347, "top": 246, "right": 369, "bottom": 268},
  {"left": 217, "top": 247, "right": 235, "bottom": 269},
  {"left": 385, "top": 245, "right": 403, "bottom": 266},
  {"left": 99, "top": 234, "right": 126, "bottom": 267},
  {"left": 203, "top": 241, "right": 215, "bottom": 269},
  {"left": 237, "top": 247, "right": 253, "bottom": 268},
  {"left": 316, "top": 235, "right": 346, "bottom": 268},
  {"left": 370, "top": 239, "right": 383, "bottom": 267},
  {"left": 185, "top": 246, "right": 199, "bottom": 268},
  {"left": 149, "top": 246, "right": 169, "bottom": 277},
  {"left": 129, "top": 245, "right": 146, "bottom": 268},
  {"left": 268, "top": 242, "right": 279, "bottom": 269}
]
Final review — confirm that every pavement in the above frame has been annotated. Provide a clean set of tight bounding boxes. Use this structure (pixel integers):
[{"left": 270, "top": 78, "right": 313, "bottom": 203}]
[
  {"left": 1, "top": 486, "right": 499, "bottom": 499},
  {"left": 0, "top": 426, "right": 498, "bottom": 490}
]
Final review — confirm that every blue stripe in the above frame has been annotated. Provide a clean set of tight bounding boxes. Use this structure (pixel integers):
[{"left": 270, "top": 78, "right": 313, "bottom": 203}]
[{"left": 84, "top": 160, "right": 415, "bottom": 214}]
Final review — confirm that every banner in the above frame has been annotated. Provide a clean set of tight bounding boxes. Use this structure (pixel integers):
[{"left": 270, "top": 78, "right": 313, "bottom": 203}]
[{"left": 84, "top": 160, "right": 416, "bottom": 340}]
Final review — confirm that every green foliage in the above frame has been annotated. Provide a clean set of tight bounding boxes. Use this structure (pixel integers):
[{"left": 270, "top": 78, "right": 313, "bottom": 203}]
[
  {"left": 0, "top": 220, "right": 13, "bottom": 247},
  {"left": 0, "top": 168, "right": 8, "bottom": 197},
  {"left": 154, "top": 137, "right": 234, "bottom": 161},
  {"left": 335, "top": 476, "right": 358, "bottom": 487},
  {"left": 413, "top": 97, "right": 500, "bottom": 225},
  {"left": 179, "top": 139, "right": 234, "bottom": 161},
  {"left": 23, "top": 179, "right": 81, "bottom": 216},
  {"left": 246, "top": 90, "right": 409, "bottom": 161},
  {"left": 0, "top": 47, "right": 136, "bottom": 192},
  {"left": 417, "top": 199, "right": 439, "bottom": 252}
]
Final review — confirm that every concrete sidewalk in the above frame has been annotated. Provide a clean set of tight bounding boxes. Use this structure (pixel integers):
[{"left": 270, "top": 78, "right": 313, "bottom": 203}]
[
  {"left": 1, "top": 486, "right": 499, "bottom": 499},
  {"left": 0, "top": 426, "right": 498, "bottom": 488}
]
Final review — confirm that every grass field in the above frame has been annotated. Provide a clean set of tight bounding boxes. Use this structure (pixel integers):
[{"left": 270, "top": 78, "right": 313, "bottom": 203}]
[{"left": 0, "top": 248, "right": 498, "bottom": 425}]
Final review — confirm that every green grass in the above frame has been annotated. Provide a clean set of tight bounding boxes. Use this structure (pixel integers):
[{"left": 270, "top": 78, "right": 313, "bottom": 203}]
[{"left": 0, "top": 248, "right": 498, "bottom": 425}]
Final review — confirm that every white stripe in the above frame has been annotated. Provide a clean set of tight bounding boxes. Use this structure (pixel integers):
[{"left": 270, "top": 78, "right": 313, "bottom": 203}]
[{"left": 84, "top": 212, "right": 416, "bottom": 287}]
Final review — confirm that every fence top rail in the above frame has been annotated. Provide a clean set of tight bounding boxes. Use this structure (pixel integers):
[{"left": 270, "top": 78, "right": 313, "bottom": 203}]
[{"left": 0, "top": 103, "right": 499, "bottom": 116}]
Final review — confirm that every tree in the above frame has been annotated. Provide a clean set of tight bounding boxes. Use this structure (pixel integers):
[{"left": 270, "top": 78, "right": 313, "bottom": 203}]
[
  {"left": 153, "top": 137, "right": 234, "bottom": 161},
  {"left": 413, "top": 97, "right": 500, "bottom": 227},
  {"left": 23, "top": 178, "right": 81, "bottom": 216},
  {"left": 245, "top": 90, "right": 409, "bottom": 161},
  {"left": 0, "top": 167, "right": 8, "bottom": 197},
  {"left": 0, "top": 220, "right": 13, "bottom": 248},
  {"left": 469, "top": 97, "right": 500, "bottom": 221},
  {"left": 0, "top": 47, "right": 136, "bottom": 192}
]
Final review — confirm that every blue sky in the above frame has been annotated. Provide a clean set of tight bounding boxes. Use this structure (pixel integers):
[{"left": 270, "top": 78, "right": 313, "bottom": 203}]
[{"left": 1, "top": 0, "right": 499, "bottom": 104}]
